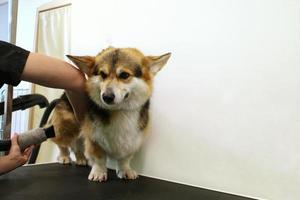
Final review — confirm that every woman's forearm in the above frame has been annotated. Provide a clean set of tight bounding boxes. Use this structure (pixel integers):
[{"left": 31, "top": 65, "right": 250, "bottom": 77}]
[{"left": 21, "top": 52, "right": 86, "bottom": 93}]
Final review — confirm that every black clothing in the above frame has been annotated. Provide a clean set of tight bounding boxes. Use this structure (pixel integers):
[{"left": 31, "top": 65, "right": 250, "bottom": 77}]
[{"left": 0, "top": 41, "right": 30, "bottom": 88}]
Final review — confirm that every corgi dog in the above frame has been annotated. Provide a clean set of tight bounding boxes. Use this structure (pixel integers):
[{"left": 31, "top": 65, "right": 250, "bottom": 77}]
[{"left": 52, "top": 47, "right": 170, "bottom": 182}]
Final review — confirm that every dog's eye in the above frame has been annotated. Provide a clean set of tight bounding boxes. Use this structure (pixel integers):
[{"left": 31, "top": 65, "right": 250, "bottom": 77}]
[
  {"left": 100, "top": 71, "right": 108, "bottom": 79},
  {"left": 119, "top": 72, "right": 130, "bottom": 80}
]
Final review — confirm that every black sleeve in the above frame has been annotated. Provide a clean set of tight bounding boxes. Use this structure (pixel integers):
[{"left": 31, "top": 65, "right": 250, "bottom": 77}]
[{"left": 0, "top": 41, "right": 30, "bottom": 87}]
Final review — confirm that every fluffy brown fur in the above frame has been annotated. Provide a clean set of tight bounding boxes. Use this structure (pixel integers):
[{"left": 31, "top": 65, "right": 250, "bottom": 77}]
[{"left": 49, "top": 94, "right": 86, "bottom": 165}]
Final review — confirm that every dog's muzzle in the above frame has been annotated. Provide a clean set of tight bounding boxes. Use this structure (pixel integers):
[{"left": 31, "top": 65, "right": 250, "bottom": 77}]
[{"left": 102, "top": 91, "right": 115, "bottom": 104}]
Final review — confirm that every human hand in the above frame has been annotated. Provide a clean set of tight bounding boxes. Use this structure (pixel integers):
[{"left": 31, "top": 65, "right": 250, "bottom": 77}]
[
  {"left": 0, "top": 134, "right": 34, "bottom": 175},
  {"left": 8, "top": 134, "right": 34, "bottom": 167}
]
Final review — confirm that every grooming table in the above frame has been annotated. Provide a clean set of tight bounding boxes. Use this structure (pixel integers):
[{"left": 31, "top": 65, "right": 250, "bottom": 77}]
[{"left": 0, "top": 163, "right": 254, "bottom": 200}]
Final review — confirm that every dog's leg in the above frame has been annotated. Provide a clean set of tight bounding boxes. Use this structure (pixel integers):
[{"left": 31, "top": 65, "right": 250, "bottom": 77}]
[
  {"left": 85, "top": 138, "right": 107, "bottom": 182},
  {"left": 57, "top": 146, "right": 71, "bottom": 164},
  {"left": 71, "top": 137, "right": 87, "bottom": 166},
  {"left": 117, "top": 155, "right": 138, "bottom": 180}
]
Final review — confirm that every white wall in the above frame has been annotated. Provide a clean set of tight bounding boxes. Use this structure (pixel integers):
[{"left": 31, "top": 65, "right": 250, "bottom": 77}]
[
  {"left": 16, "top": 0, "right": 50, "bottom": 51},
  {"left": 0, "top": 1, "right": 9, "bottom": 41},
  {"left": 71, "top": 1, "right": 300, "bottom": 200}
]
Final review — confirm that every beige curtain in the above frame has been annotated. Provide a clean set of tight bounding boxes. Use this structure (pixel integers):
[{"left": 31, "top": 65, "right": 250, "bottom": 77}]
[
  {"left": 37, "top": 6, "right": 71, "bottom": 59},
  {"left": 32, "top": 5, "right": 71, "bottom": 163}
]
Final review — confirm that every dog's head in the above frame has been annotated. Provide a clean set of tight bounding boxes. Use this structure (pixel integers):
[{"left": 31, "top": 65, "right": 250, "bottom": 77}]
[{"left": 67, "top": 47, "right": 170, "bottom": 110}]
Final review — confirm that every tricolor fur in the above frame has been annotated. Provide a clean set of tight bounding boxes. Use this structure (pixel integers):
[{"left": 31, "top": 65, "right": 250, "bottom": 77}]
[{"left": 51, "top": 47, "right": 170, "bottom": 182}]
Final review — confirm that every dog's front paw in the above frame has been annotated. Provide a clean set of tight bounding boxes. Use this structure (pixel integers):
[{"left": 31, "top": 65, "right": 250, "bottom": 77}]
[
  {"left": 58, "top": 155, "right": 71, "bottom": 164},
  {"left": 117, "top": 169, "right": 138, "bottom": 180},
  {"left": 88, "top": 171, "right": 107, "bottom": 182},
  {"left": 88, "top": 165, "right": 107, "bottom": 182}
]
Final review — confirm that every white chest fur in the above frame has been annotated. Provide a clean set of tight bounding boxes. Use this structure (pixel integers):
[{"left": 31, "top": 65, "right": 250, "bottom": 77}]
[{"left": 91, "top": 110, "right": 144, "bottom": 160}]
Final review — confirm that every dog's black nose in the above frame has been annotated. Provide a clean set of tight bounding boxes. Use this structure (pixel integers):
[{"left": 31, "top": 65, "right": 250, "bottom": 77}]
[{"left": 102, "top": 92, "right": 115, "bottom": 104}]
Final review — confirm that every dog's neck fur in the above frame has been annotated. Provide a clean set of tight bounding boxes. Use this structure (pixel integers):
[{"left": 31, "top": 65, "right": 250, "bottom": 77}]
[{"left": 87, "top": 97, "right": 150, "bottom": 131}]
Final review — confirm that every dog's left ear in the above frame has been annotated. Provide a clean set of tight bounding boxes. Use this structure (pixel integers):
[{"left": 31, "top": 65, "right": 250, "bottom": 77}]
[
  {"left": 66, "top": 55, "right": 95, "bottom": 76},
  {"left": 147, "top": 53, "right": 171, "bottom": 75}
]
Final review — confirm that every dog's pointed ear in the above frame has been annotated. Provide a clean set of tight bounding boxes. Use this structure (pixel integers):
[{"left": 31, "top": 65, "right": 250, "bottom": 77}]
[
  {"left": 146, "top": 53, "right": 171, "bottom": 75},
  {"left": 66, "top": 55, "right": 95, "bottom": 76}
]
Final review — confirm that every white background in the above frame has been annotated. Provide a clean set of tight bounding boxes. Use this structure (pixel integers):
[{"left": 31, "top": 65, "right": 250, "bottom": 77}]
[
  {"left": 15, "top": 0, "right": 300, "bottom": 200},
  {"left": 71, "top": 1, "right": 300, "bottom": 199}
]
